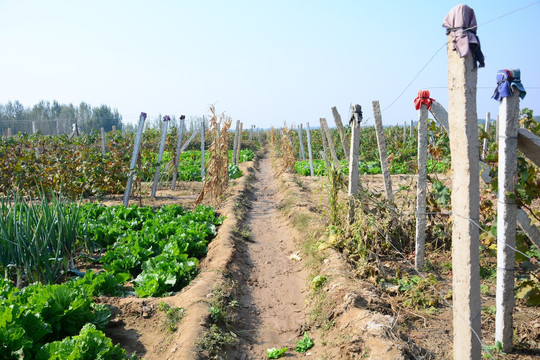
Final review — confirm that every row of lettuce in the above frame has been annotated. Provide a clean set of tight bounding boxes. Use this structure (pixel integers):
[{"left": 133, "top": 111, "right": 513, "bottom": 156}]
[
  {"left": 0, "top": 130, "right": 255, "bottom": 198},
  {"left": 0, "top": 194, "right": 223, "bottom": 359}
]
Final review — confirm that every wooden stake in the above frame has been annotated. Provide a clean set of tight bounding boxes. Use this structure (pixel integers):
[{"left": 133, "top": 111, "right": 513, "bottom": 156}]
[
  {"left": 320, "top": 118, "right": 339, "bottom": 168},
  {"left": 124, "top": 113, "right": 147, "bottom": 206},
  {"left": 331, "top": 106, "right": 349, "bottom": 162},
  {"left": 151, "top": 116, "right": 170, "bottom": 197},
  {"left": 297, "top": 124, "right": 306, "bottom": 161},
  {"left": 172, "top": 116, "right": 185, "bottom": 190},
  {"left": 496, "top": 90, "right": 520, "bottom": 352},
  {"left": 415, "top": 104, "right": 429, "bottom": 269},
  {"left": 372, "top": 101, "right": 394, "bottom": 202},
  {"left": 447, "top": 34, "right": 481, "bottom": 360},
  {"left": 306, "top": 122, "right": 314, "bottom": 176}
]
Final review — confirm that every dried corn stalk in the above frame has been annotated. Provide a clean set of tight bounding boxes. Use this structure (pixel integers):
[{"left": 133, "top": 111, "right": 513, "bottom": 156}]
[
  {"left": 281, "top": 126, "right": 296, "bottom": 173},
  {"left": 195, "top": 106, "right": 232, "bottom": 205}
]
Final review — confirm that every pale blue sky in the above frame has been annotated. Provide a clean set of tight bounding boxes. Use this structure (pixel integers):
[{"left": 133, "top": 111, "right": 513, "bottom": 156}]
[{"left": 0, "top": 0, "right": 539, "bottom": 128}]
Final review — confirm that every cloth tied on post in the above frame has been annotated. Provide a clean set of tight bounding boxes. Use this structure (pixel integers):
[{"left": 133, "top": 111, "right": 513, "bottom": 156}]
[
  {"left": 414, "top": 90, "right": 435, "bottom": 110},
  {"left": 492, "top": 69, "right": 527, "bottom": 102},
  {"left": 349, "top": 104, "right": 362, "bottom": 126},
  {"left": 442, "top": 4, "right": 485, "bottom": 68}
]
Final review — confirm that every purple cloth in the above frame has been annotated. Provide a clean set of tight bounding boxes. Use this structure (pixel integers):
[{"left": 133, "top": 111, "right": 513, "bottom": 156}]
[
  {"left": 492, "top": 69, "right": 527, "bottom": 102},
  {"left": 443, "top": 4, "right": 485, "bottom": 68}
]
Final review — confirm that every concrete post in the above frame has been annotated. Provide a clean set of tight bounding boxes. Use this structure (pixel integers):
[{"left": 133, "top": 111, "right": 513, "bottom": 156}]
[
  {"left": 331, "top": 106, "right": 350, "bottom": 162},
  {"left": 101, "top": 127, "right": 106, "bottom": 154},
  {"left": 7, "top": 128, "right": 11, "bottom": 137},
  {"left": 124, "top": 113, "right": 147, "bottom": 206},
  {"left": 232, "top": 120, "right": 240, "bottom": 165},
  {"left": 348, "top": 111, "right": 362, "bottom": 222},
  {"left": 496, "top": 90, "right": 520, "bottom": 352},
  {"left": 319, "top": 125, "right": 331, "bottom": 170},
  {"left": 447, "top": 35, "right": 482, "bottom": 360},
  {"left": 372, "top": 101, "right": 394, "bottom": 202},
  {"left": 151, "top": 116, "right": 170, "bottom": 197},
  {"left": 172, "top": 116, "right": 185, "bottom": 190},
  {"left": 32, "top": 121, "right": 39, "bottom": 158},
  {"left": 517, "top": 128, "right": 540, "bottom": 167},
  {"left": 410, "top": 119, "right": 413, "bottom": 137},
  {"left": 415, "top": 104, "right": 429, "bottom": 269},
  {"left": 112, "top": 125, "right": 116, "bottom": 132},
  {"left": 235, "top": 122, "right": 243, "bottom": 165},
  {"left": 320, "top": 118, "right": 339, "bottom": 168},
  {"left": 403, "top": 122, "right": 406, "bottom": 143},
  {"left": 297, "top": 124, "right": 306, "bottom": 161},
  {"left": 201, "top": 120, "right": 206, "bottom": 180},
  {"left": 482, "top": 112, "right": 491, "bottom": 160},
  {"left": 249, "top": 125, "right": 253, "bottom": 141},
  {"left": 306, "top": 122, "right": 314, "bottom": 176}
]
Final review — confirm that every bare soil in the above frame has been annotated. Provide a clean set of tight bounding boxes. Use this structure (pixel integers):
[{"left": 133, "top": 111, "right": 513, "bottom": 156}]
[{"left": 226, "top": 152, "right": 322, "bottom": 358}]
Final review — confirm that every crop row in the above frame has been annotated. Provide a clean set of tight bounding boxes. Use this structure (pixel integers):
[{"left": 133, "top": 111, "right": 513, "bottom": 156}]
[{"left": 0, "top": 130, "right": 255, "bottom": 198}]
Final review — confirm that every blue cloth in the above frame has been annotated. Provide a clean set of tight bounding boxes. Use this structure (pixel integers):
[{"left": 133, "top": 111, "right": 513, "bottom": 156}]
[{"left": 492, "top": 69, "right": 526, "bottom": 102}]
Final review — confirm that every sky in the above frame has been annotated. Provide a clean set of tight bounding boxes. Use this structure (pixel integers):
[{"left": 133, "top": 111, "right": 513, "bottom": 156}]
[{"left": 0, "top": 0, "right": 539, "bottom": 128}]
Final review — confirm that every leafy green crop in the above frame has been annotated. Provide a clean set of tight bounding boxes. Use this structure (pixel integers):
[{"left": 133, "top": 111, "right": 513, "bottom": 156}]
[
  {"left": 0, "top": 276, "right": 113, "bottom": 359},
  {"left": 36, "top": 323, "right": 137, "bottom": 360},
  {"left": 295, "top": 332, "right": 314, "bottom": 352},
  {"left": 80, "top": 203, "right": 223, "bottom": 297},
  {"left": 266, "top": 347, "right": 287, "bottom": 358}
]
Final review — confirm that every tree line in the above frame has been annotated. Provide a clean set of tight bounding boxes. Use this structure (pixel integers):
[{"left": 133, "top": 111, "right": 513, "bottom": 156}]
[{"left": 0, "top": 100, "right": 123, "bottom": 135}]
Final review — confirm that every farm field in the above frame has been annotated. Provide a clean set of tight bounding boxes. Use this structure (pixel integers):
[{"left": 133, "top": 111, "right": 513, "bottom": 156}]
[{"left": 0, "top": 110, "right": 539, "bottom": 360}]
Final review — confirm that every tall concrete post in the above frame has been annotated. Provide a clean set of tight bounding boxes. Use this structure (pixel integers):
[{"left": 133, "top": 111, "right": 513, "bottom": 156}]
[
  {"left": 496, "top": 90, "right": 520, "bottom": 352},
  {"left": 447, "top": 35, "right": 482, "bottom": 359},
  {"left": 348, "top": 106, "right": 362, "bottom": 221},
  {"left": 415, "top": 104, "right": 429, "bottom": 269},
  {"left": 201, "top": 120, "right": 206, "bottom": 180},
  {"left": 372, "top": 101, "right": 394, "bottom": 202}
]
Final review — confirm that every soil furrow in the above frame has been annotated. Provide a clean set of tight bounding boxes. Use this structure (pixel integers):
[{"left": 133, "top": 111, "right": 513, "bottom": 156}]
[{"left": 229, "top": 153, "right": 312, "bottom": 359}]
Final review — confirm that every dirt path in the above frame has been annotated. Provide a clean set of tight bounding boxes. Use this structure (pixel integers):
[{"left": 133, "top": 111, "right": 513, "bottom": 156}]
[{"left": 229, "top": 154, "right": 316, "bottom": 359}]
